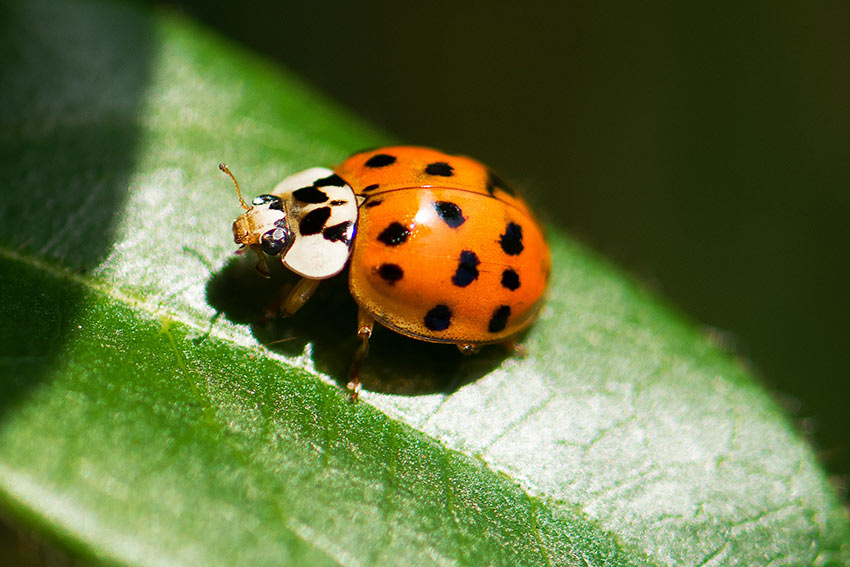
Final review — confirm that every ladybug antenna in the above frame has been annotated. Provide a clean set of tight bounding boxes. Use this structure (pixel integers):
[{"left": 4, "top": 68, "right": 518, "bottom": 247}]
[{"left": 219, "top": 162, "right": 250, "bottom": 210}]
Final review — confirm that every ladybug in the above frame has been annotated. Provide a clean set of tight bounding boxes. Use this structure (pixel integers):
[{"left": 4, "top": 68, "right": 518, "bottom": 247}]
[{"left": 224, "top": 146, "right": 550, "bottom": 398}]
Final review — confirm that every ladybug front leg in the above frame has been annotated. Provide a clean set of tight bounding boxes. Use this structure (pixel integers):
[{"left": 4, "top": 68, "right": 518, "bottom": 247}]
[
  {"left": 346, "top": 308, "right": 375, "bottom": 401},
  {"left": 247, "top": 245, "right": 271, "bottom": 278},
  {"left": 281, "top": 277, "right": 321, "bottom": 317}
]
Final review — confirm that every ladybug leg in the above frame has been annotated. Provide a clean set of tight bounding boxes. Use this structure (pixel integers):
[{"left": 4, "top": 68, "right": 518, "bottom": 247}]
[
  {"left": 281, "top": 277, "right": 321, "bottom": 317},
  {"left": 457, "top": 343, "right": 481, "bottom": 355},
  {"left": 250, "top": 246, "right": 271, "bottom": 278},
  {"left": 501, "top": 338, "right": 528, "bottom": 358},
  {"left": 346, "top": 308, "right": 375, "bottom": 401}
]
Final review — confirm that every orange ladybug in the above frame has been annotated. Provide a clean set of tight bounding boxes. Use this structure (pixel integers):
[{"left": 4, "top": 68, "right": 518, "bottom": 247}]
[{"left": 225, "top": 146, "right": 550, "bottom": 398}]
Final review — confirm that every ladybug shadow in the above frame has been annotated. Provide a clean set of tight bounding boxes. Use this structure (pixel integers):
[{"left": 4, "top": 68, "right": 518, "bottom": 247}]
[{"left": 205, "top": 255, "right": 509, "bottom": 396}]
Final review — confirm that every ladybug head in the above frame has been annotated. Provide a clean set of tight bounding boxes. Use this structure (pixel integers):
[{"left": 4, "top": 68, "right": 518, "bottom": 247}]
[{"left": 221, "top": 163, "right": 294, "bottom": 277}]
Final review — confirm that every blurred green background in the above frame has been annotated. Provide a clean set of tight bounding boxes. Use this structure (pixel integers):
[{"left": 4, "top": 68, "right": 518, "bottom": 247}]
[{"left": 158, "top": 1, "right": 849, "bottom": 485}]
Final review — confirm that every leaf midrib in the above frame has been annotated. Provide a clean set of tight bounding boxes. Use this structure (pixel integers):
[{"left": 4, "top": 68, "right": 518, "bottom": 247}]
[{"left": 0, "top": 244, "right": 659, "bottom": 567}]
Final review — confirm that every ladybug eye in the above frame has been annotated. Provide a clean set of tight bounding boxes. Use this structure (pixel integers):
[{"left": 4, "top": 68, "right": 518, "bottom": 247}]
[
  {"left": 260, "top": 225, "right": 291, "bottom": 256},
  {"left": 252, "top": 194, "right": 283, "bottom": 210}
]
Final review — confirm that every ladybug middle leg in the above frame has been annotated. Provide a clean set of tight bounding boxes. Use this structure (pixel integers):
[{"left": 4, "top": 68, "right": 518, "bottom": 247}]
[
  {"left": 281, "top": 277, "right": 321, "bottom": 317},
  {"left": 347, "top": 308, "right": 375, "bottom": 401},
  {"left": 457, "top": 344, "right": 481, "bottom": 355}
]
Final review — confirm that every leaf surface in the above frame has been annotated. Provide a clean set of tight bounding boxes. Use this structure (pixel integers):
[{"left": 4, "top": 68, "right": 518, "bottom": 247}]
[{"left": 0, "top": 1, "right": 847, "bottom": 566}]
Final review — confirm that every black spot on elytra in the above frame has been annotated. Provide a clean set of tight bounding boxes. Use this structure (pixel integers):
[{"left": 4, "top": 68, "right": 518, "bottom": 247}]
[
  {"left": 499, "top": 222, "right": 524, "bottom": 255},
  {"left": 364, "top": 200, "right": 383, "bottom": 208},
  {"left": 377, "top": 222, "right": 410, "bottom": 246},
  {"left": 485, "top": 170, "right": 516, "bottom": 196},
  {"left": 299, "top": 207, "right": 331, "bottom": 235},
  {"left": 451, "top": 251, "right": 480, "bottom": 287},
  {"left": 362, "top": 184, "right": 380, "bottom": 192},
  {"left": 314, "top": 173, "right": 346, "bottom": 187},
  {"left": 425, "top": 161, "right": 454, "bottom": 177},
  {"left": 322, "top": 221, "right": 352, "bottom": 244},
  {"left": 488, "top": 305, "right": 511, "bottom": 333},
  {"left": 365, "top": 154, "right": 397, "bottom": 168},
  {"left": 434, "top": 201, "right": 465, "bottom": 228},
  {"left": 501, "top": 268, "right": 521, "bottom": 291},
  {"left": 330, "top": 200, "right": 347, "bottom": 206},
  {"left": 292, "top": 186, "right": 329, "bottom": 204},
  {"left": 424, "top": 304, "right": 452, "bottom": 331},
  {"left": 377, "top": 263, "right": 403, "bottom": 284}
]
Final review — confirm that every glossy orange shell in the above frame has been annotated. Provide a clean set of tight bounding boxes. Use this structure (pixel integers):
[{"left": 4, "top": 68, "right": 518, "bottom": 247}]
[{"left": 335, "top": 146, "right": 550, "bottom": 345}]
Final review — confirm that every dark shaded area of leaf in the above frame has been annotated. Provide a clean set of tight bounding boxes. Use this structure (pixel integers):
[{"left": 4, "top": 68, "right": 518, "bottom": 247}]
[{"left": 0, "top": 1, "right": 153, "bottom": 418}]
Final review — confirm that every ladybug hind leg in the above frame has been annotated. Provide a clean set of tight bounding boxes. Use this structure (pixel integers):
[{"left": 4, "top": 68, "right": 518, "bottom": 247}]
[
  {"left": 347, "top": 308, "right": 375, "bottom": 401},
  {"left": 281, "top": 277, "right": 321, "bottom": 317},
  {"left": 501, "top": 338, "right": 527, "bottom": 358}
]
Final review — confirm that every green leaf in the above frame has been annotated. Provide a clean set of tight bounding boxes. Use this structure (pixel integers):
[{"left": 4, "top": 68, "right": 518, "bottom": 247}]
[{"left": 1, "top": 1, "right": 848, "bottom": 566}]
